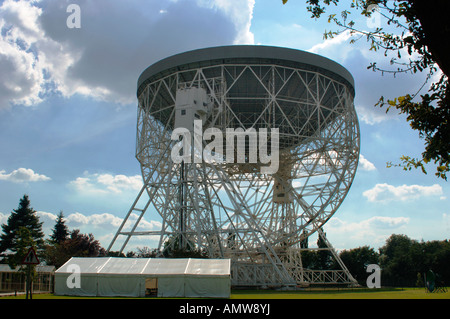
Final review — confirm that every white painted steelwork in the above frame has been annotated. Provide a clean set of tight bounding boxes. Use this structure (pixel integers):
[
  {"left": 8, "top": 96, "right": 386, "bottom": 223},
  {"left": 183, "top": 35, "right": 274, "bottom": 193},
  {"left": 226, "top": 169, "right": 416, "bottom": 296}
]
[{"left": 108, "top": 46, "right": 360, "bottom": 287}]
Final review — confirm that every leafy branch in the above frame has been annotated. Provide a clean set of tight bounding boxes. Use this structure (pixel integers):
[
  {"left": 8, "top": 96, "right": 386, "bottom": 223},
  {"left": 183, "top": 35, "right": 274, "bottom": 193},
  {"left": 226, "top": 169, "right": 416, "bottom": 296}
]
[{"left": 283, "top": 0, "right": 450, "bottom": 179}]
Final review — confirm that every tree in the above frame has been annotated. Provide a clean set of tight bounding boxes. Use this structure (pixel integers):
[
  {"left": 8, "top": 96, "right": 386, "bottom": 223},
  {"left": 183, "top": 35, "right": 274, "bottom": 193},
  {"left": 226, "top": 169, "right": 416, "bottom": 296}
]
[
  {"left": 49, "top": 211, "right": 69, "bottom": 244},
  {"left": 64, "top": 229, "right": 106, "bottom": 257},
  {"left": 338, "top": 246, "right": 379, "bottom": 285},
  {"left": 316, "top": 231, "right": 333, "bottom": 270},
  {"left": 283, "top": 0, "right": 450, "bottom": 179},
  {"left": 162, "top": 235, "right": 208, "bottom": 258},
  {"left": 420, "top": 239, "right": 450, "bottom": 286},
  {"left": 0, "top": 195, "right": 45, "bottom": 259},
  {"left": 379, "top": 234, "right": 416, "bottom": 286},
  {"left": 5, "top": 227, "right": 35, "bottom": 268},
  {"left": 416, "top": 272, "right": 424, "bottom": 288},
  {"left": 377, "top": 234, "right": 450, "bottom": 287},
  {"left": 45, "top": 229, "right": 106, "bottom": 268},
  {"left": 13, "top": 227, "right": 39, "bottom": 299},
  {"left": 135, "top": 246, "right": 158, "bottom": 258},
  {"left": 0, "top": 197, "right": 43, "bottom": 297}
]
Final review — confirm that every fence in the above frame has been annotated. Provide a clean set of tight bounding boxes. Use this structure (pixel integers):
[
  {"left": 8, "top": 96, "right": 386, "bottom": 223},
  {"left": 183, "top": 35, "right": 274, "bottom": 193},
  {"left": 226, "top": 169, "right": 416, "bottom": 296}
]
[{"left": 0, "top": 265, "right": 55, "bottom": 293}]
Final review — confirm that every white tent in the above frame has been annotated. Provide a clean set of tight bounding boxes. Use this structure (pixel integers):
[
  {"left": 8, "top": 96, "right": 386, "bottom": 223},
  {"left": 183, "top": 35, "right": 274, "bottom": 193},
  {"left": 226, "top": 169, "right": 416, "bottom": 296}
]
[{"left": 54, "top": 257, "right": 230, "bottom": 298}]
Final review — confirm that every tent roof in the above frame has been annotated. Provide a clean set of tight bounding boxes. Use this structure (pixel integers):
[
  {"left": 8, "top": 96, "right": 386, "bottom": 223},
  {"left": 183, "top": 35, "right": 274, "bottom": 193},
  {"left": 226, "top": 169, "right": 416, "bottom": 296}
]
[
  {"left": 55, "top": 257, "right": 230, "bottom": 276},
  {"left": 0, "top": 264, "right": 55, "bottom": 273}
]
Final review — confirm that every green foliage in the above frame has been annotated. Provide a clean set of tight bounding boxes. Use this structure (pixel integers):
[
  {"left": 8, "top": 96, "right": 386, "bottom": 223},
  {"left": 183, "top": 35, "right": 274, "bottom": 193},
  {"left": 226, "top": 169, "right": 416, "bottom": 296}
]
[
  {"left": 162, "top": 235, "right": 208, "bottom": 258},
  {"left": 379, "top": 234, "right": 416, "bottom": 286},
  {"left": 316, "top": 232, "right": 334, "bottom": 270},
  {"left": 379, "top": 76, "right": 450, "bottom": 179},
  {"left": 379, "top": 234, "right": 450, "bottom": 287},
  {"left": 300, "top": 232, "right": 336, "bottom": 270},
  {"left": 7, "top": 227, "right": 36, "bottom": 270},
  {"left": 0, "top": 195, "right": 108, "bottom": 269},
  {"left": 416, "top": 272, "right": 424, "bottom": 287},
  {"left": 339, "top": 246, "right": 379, "bottom": 285},
  {"left": 0, "top": 195, "right": 45, "bottom": 265},
  {"left": 49, "top": 211, "right": 69, "bottom": 244},
  {"left": 135, "top": 246, "right": 158, "bottom": 258},
  {"left": 283, "top": 0, "right": 450, "bottom": 179},
  {"left": 334, "top": 234, "right": 450, "bottom": 287},
  {"left": 44, "top": 229, "right": 106, "bottom": 268}
]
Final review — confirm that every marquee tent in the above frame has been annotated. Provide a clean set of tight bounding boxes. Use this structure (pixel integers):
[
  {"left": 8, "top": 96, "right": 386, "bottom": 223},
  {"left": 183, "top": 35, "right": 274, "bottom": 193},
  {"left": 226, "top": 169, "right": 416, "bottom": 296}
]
[{"left": 54, "top": 257, "right": 230, "bottom": 298}]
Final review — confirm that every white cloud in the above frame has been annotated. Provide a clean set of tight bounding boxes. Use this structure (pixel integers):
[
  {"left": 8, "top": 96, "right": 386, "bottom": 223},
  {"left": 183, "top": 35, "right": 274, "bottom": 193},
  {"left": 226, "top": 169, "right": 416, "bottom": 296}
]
[
  {"left": 356, "top": 105, "right": 392, "bottom": 125},
  {"left": 64, "top": 212, "right": 160, "bottom": 232},
  {"left": 69, "top": 172, "right": 143, "bottom": 195},
  {"left": 327, "top": 215, "right": 410, "bottom": 247},
  {"left": 36, "top": 210, "right": 58, "bottom": 234},
  {"left": 35, "top": 210, "right": 161, "bottom": 249},
  {"left": 359, "top": 154, "right": 376, "bottom": 171},
  {"left": 365, "top": 216, "right": 410, "bottom": 229},
  {"left": 206, "top": 0, "right": 255, "bottom": 44},
  {"left": 363, "top": 183, "right": 443, "bottom": 203},
  {"left": 0, "top": 0, "right": 254, "bottom": 109},
  {"left": 305, "top": 25, "right": 432, "bottom": 127},
  {"left": 308, "top": 30, "right": 353, "bottom": 56},
  {"left": 0, "top": 211, "right": 8, "bottom": 225},
  {"left": 329, "top": 216, "right": 410, "bottom": 232},
  {"left": 65, "top": 212, "right": 124, "bottom": 230},
  {"left": 444, "top": 213, "right": 450, "bottom": 232},
  {"left": 96, "top": 174, "right": 143, "bottom": 193},
  {"left": 0, "top": 0, "right": 46, "bottom": 107},
  {"left": 0, "top": 168, "right": 51, "bottom": 183},
  {"left": 36, "top": 210, "right": 58, "bottom": 223}
]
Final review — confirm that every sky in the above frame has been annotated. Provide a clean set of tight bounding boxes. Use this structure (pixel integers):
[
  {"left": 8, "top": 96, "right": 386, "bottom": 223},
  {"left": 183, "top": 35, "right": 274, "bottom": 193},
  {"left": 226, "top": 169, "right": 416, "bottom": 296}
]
[{"left": 0, "top": 0, "right": 448, "bottom": 254}]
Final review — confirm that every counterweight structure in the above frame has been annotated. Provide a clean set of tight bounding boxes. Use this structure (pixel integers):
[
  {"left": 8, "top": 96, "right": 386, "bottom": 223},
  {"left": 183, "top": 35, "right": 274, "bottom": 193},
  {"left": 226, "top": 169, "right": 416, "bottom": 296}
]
[{"left": 108, "top": 46, "right": 360, "bottom": 287}]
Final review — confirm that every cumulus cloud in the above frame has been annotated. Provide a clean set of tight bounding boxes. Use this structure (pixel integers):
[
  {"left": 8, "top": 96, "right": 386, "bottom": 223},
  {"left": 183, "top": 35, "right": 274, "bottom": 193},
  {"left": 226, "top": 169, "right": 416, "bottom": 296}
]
[
  {"left": 308, "top": 30, "right": 353, "bottom": 56},
  {"left": 36, "top": 210, "right": 161, "bottom": 249},
  {"left": 365, "top": 216, "right": 410, "bottom": 229},
  {"left": 307, "top": 31, "right": 392, "bottom": 126},
  {"left": 0, "top": 168, "right": 51, "bottom": 183},
  {"left": 306, "top": 26, "right": 431, "bottom": 126},
  {"left": 356, "top": 105, "right": 391, "bottom": 125},
  {"left": 37, "top": 210, "right": 122, "bottom": 232},
  {"left": 327, "top": 215, "right": 410, "bottom": 246},
  {"left": 444, "top": 213, "right": 450, "bottom": 232},
  {"left": 204, "top": 0, "right": 255, "bottom": 44},
  {"left": 329, "top": 215, "right": 410, "bottom": 231},
  {"left": 63, "top": 212, "right": 160, "bottom": 232},
  {"left": 36, "top": 210, "right": 58, "bottom": 234},
  {"left": 78, "top": 212, "right": 162, "bottom": 249},
  {"left": 0, "top": 0, "right": 45, "bottom": 107},
  {"left": 69, "top": 172, "right": 143, "bottom": 195},
  {"left": 363, "top": 183, "right": 443, "bottom": 203},
  {"left": 0, "top": 211, "right": 8, "bottom": 225},
  {"left": 0, "top": 0, "right": 254, "bottom": 109},
  {"left": 359, "top": 154, "right": 376, "bottom": 171}
]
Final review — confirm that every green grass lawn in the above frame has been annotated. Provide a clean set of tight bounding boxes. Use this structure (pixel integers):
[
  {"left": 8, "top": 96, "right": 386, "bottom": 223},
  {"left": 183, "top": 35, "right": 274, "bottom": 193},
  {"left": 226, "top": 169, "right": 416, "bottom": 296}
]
[
  {"left": 1, "top": 287, "right": 449, "bottom": 299},
  {"left": 231, "top": 287, "right": 450, "bottom": 299}
]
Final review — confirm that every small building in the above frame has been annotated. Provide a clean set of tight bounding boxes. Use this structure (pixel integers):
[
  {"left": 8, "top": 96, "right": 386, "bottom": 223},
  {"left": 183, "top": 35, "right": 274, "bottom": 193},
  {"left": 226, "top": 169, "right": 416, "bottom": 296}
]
[
  {"left": 55, "top": 257, "right": 230, "bottom": 298},
  {"left": 174, "top": 87, "right": 212, "bottom": 132},
  {"left": 0, "top": 264, "right": 55, "bottom": 293}
]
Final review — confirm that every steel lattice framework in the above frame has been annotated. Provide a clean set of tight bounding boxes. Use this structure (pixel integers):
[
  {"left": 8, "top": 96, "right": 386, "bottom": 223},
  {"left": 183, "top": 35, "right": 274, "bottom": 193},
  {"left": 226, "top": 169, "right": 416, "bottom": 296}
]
[{"left": 108, "top": 46, "right": 360, "bottom": 287}]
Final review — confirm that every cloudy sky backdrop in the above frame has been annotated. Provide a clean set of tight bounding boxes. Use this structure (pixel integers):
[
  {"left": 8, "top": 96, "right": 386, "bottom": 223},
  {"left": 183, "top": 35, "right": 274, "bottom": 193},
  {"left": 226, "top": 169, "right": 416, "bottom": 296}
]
[{"left": 0, "top": 0, "right": 448, "bottom": 252}]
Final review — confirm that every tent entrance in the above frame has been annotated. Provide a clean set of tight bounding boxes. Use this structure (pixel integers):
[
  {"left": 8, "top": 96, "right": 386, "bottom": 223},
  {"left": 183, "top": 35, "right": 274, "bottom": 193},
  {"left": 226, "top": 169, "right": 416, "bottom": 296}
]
[{"left": 145, "top": 277, "right": 158, "bottom": 297}]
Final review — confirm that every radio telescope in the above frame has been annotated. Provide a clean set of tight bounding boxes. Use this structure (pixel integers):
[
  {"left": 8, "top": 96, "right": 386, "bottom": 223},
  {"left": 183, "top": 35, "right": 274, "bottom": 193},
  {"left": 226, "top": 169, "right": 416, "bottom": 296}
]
[{"left": 108, "top": 45, "right": 360, "bottom": 287}]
